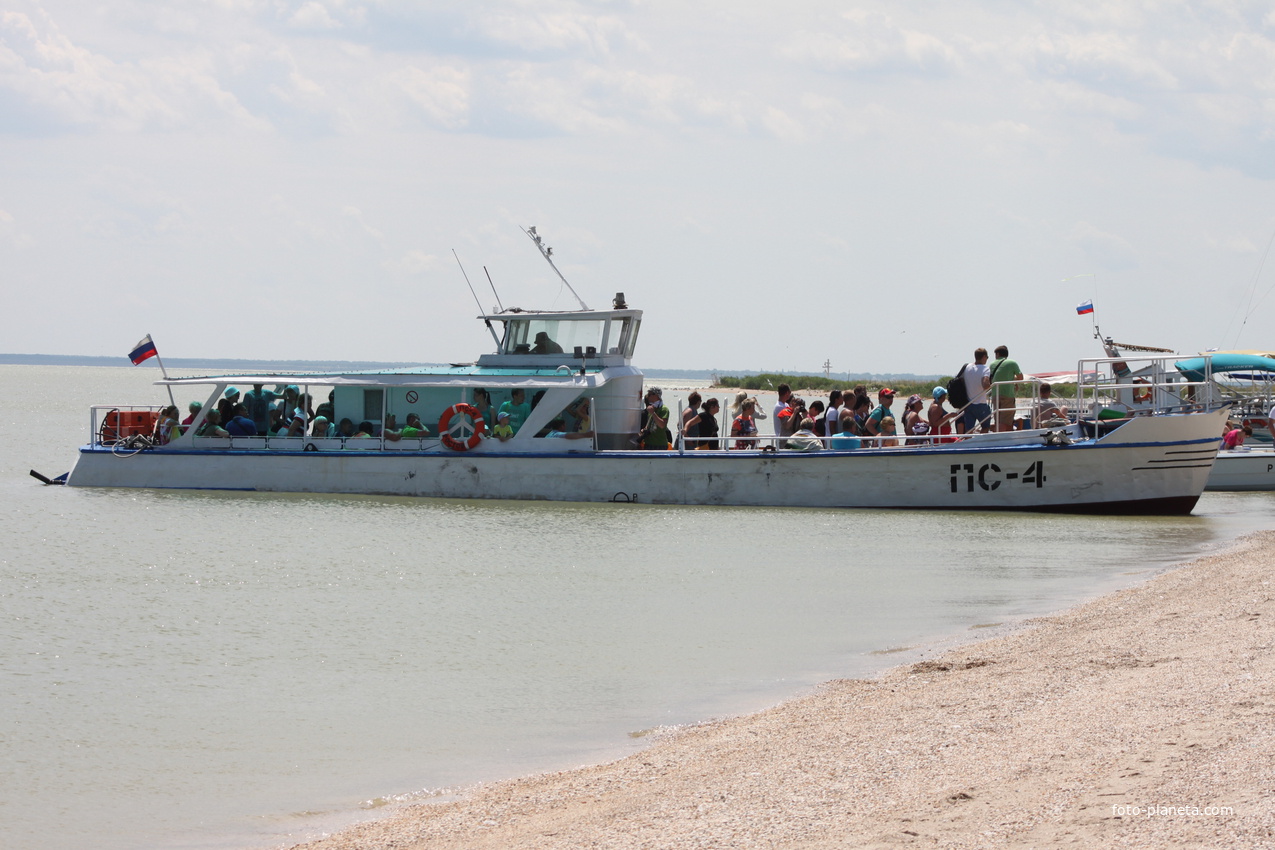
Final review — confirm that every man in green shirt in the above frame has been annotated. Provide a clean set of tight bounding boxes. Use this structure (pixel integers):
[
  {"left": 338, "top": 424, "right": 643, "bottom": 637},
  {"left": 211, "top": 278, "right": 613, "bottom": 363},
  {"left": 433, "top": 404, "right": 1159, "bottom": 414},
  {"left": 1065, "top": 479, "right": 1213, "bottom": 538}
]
[
  {"left": 384, "top": 412, "right": 430, "bottom": 441},
  {"left": 989, "top": 344, "right": 1023, "bottom": 432},
  {"left": 639, "top": 387, "right": 670, "bottom": 449}
]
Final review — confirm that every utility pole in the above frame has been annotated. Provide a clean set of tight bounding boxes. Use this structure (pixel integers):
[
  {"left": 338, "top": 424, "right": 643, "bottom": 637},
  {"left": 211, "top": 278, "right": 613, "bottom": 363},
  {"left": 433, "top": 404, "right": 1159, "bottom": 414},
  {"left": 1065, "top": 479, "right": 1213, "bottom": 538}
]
[{"left": 823, "top": 359, "right": 831, "bottom": 379}]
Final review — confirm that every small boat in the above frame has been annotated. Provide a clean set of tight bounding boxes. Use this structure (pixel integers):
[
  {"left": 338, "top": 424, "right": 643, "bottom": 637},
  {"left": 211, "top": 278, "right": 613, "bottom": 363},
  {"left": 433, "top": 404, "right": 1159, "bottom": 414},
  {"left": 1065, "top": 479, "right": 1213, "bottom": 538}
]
[
  {"left": 65, "top": 244, "right": 1230, "bottom": 513},
  {"left": 1207, "top": 447, "right": 1275, "bottom": 491}
]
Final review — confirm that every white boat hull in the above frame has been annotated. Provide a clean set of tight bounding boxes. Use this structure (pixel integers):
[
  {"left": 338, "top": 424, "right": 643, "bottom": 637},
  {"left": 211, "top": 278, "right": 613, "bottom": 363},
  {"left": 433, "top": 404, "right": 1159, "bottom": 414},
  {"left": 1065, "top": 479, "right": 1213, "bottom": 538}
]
[
  {"left": 1206, "top": 449, "right": 1275, "bottom": 491},
  {"left": 68, "top": 409, "right": 1226, "bottom": 514}
]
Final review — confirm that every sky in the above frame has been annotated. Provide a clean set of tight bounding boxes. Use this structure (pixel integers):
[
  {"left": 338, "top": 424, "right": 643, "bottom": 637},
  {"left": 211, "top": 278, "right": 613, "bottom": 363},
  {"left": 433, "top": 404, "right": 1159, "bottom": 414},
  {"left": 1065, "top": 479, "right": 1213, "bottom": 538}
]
[{"left": 3, "top": 0, "right": 1275, "bottom": 376}]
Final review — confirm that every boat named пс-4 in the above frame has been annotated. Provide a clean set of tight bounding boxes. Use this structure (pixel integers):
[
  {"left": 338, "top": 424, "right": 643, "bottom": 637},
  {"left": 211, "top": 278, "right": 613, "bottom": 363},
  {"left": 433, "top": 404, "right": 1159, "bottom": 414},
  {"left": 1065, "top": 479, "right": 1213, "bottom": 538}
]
[{"left": 67, "top": 293, "right": 1228, "bottom": 513}]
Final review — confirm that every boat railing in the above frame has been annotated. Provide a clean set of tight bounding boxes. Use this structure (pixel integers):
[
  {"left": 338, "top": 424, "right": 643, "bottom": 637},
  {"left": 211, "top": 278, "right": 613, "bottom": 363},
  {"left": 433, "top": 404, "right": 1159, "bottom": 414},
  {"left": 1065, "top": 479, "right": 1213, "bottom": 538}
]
[{"left": 90, "top": 404, "right": 163, "bottom": 447}]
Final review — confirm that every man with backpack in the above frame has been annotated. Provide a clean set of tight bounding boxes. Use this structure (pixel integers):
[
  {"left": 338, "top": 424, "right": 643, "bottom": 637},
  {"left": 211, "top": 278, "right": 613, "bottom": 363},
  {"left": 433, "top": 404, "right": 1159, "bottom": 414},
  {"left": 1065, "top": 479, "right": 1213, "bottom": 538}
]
[{"left": 959, "top": 348, "right": 993, "bottom": 434}]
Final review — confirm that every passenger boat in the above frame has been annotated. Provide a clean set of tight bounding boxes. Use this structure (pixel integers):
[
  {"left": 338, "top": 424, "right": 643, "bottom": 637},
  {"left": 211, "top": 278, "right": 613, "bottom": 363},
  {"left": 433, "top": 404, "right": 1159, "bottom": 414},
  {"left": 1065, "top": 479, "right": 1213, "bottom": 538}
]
[{"left": 65, "top": 263, "right": 1229, "bottom": 513}]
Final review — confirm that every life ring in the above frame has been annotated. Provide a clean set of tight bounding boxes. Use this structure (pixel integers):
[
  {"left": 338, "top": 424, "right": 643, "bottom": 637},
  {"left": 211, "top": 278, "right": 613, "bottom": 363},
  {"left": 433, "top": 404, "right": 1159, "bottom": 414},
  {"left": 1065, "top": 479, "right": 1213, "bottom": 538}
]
[
  {"left": 439, "top": 403, "right": 486, "bottom": 451},
  {"left": 1132, "top": 379, "right": 1151, "bottom": 403}
]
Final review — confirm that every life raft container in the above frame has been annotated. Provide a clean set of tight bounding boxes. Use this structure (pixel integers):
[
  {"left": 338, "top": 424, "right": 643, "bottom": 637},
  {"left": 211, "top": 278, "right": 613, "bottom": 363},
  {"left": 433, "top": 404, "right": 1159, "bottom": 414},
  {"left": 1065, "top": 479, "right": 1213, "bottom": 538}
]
[{"left": 438, "top": 403, "right": 486, "bottom": 451}]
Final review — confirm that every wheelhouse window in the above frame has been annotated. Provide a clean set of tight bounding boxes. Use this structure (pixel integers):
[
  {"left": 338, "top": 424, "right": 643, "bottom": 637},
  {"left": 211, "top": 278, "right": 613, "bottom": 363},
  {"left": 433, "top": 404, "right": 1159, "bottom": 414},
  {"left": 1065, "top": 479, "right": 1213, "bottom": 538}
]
[{"left": 500, "top": 318, "right": 606, "bottom": 355}]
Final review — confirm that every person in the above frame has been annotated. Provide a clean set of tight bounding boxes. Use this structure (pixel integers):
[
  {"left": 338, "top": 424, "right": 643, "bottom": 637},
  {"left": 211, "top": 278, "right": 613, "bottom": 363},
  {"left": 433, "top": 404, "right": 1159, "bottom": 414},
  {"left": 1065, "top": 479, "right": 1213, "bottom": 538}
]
[
  {"left": 988, "top": 345, "right": 1023, "bottom": 432},
  {"left": 960, "top": 348, "right": 993, "bottom": 434},
  {"left": 786, "top": 417, "right": 822, "bottom": 451},
  {"left": 878, "top": 415, "right": 899, "bottom": 448},
  {"left": 730, "top": 399, "right": 759, "bottom": 449},
  {"left": 274, "top": 385, "right": 300, "bottom": 418},
  {"left": 490, "top": 410, "right": 515, "bottom": 441},
  {"left": 545, "top": 418, "right": 593, "bottom": 439},
  {"left": 336, "top": 418, "right": 357, "bottom": 438},
  {"left": 310, "top": 415, "right": 334, "bottom": 438},
  {"left": 243, "top": 384, "right": 278, "bottom": 435},
  {"left": 383, "top": 412, "right": 429, "bottom": 441},
  {"left": 733, "top": 391, "right": 767, "bottom": 424},
  {"left": 285, "top": 403, "right": 308, "bottom": 437},
  {"left": 692, "top": 398, "right": 720, "bottom": 449},
  {"left": 848, "top": 394, "right": 872, "bottom": 436},
  {"left": 532, "top": 331, "right": 563, "bottom": 354},
  {"left": 681, "top": 391, "right": 703, "bottom": 447},
  {"left": 807, "top": 400, "right": 826, "bottom": 436},
  {"left": 473, "top": 389, "right": 496, "bottom": 430},
  {"left": 864, "top": 388, "right": 897, "bottom": 440},
  {"left": 1223, "top": 423, "right": 1252, "bottom": 449},
  {"left": 351, "top": 420, "right": 376, "bottom": 439},
  {"left": 902, "top": 394, "right": 927, "bottom": 439},
  {"left": 225, "top": 403, "right": 258, "bottom": 436},
  {"left": 829, "top": 409, "right": 861, "bottom": 449},
  {"left": 824, "top": 390, "right": 843, "bottom": 436},
  {"left": 773, "top": 383, "right": 795, "bottom": 444},
  {"left": 928, "top": 386, "right": 956, "bottom": 443},
  {"left": 639, "top": 387, "right": 670, "bottom": 449},
  {"left": 567, "top": 397, "right": 591, "bottom": 433},
  {"left": 216, "top": 396, "right": 237, "bottom": 429},
  {"left": 155, "top": 405, "right": 180, "bottom": 444},
  {"left": 179, "top": 400, "right": 203, "bottom": 436},
  {"left": 1034, "top": 383, "right": 1071, "bottom": 426},
  {"left": 195, "top": 408, "right": 228, "bottom": 437},
  {"left": 315, "top": 390, "right": 335, "bottom": 423},
  {"left": 498, "top": 389, "right": 532, "bottom": 434},
  {"left": 224, "top": 386, "right": 241, "bottom": 405}
]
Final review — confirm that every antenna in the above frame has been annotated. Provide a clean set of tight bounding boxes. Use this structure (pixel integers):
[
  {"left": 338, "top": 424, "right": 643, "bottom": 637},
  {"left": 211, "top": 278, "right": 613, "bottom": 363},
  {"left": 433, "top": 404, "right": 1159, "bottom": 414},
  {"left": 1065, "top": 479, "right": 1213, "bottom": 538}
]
[
  {"left": 483, "top": 265, "right": 504, "bottom": 312},
  {"left": 522, "top": 226, "right": 589, "bottom": 311},
  {"left": 453, "top": 249, "right": 502, "bottom": 349}
]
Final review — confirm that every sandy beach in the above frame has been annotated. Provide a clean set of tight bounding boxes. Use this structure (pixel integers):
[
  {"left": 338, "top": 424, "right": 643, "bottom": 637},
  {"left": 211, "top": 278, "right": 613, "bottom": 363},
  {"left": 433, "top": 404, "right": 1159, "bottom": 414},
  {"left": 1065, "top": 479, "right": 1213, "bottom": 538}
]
[{"left": 291, "top": 531, "right": 1275, "bottom": 849}]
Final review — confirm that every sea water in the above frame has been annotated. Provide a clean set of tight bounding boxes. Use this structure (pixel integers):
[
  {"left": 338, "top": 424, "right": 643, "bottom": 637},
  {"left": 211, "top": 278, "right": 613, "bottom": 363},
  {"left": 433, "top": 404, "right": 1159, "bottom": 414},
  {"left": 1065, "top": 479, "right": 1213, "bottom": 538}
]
[{"left": 2, "top": 364, "right": 1273, "bottom": 850}]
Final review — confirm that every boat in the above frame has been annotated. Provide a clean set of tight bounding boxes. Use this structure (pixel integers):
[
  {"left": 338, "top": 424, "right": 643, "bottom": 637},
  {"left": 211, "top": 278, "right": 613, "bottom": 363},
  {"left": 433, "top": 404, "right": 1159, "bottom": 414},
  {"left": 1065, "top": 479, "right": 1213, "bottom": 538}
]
[
  {"left": 63, "top": 242, "right": 1231, "bottom": 513},
  {"left": 1165, "top": 352, "right": 1275, "bottom": 491}
]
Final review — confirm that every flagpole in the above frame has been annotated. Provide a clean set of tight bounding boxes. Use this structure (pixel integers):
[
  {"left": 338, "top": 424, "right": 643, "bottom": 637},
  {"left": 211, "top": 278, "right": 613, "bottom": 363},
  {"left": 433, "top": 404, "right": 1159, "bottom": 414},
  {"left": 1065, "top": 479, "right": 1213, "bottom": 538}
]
[{"left": 152, "top": 342, "right": 177, "bottom": 410}]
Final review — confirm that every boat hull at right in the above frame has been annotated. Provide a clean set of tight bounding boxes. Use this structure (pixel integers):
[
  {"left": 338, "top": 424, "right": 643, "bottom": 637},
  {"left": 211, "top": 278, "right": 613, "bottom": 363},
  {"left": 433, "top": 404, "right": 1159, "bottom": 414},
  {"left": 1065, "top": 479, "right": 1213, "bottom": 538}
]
[{"left": 1206, "top": 449, "right": 1275, "bottom": 491}]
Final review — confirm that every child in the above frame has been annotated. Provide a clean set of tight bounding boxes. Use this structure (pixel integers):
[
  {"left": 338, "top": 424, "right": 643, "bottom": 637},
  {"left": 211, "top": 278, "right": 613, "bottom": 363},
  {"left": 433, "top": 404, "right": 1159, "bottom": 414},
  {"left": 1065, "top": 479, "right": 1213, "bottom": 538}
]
[
  {"left": 879, "top": 415, "right": 898, "bottom": 448},
  {"left": 490, "top": 411, "right": 515, "bottom": 442}
]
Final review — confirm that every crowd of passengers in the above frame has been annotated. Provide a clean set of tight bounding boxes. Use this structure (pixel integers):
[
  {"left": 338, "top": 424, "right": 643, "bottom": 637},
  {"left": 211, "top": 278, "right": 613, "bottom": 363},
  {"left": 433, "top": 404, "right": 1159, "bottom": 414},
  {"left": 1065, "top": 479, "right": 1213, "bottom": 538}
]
[
  {"left": 640, "top": 345, "right": 1070, "bottom": 451},
  {"left": 150, "top": 346, "right": 1066, "bottom": 450},
  {"left": 152, "top": 384, "right": 594, "bottom": 445}
]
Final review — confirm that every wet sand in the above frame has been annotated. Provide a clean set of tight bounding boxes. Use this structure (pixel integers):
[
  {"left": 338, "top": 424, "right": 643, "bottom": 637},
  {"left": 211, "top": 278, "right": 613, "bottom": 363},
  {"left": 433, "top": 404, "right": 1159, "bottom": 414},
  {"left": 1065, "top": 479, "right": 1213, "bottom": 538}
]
[{"left": 290, "top": 531, "right": 1275, "bottom": 849}]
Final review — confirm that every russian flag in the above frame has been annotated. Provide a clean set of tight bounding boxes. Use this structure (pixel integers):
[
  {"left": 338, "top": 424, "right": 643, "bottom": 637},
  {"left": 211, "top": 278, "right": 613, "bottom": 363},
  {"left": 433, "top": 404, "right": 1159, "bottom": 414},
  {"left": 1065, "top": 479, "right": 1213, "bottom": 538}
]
[
  {"left": 128, "top": 334, "right": 158, "bottom": 365},
  {"left": 1076, "top": 300, "right": 1094, "bottom": 315}
]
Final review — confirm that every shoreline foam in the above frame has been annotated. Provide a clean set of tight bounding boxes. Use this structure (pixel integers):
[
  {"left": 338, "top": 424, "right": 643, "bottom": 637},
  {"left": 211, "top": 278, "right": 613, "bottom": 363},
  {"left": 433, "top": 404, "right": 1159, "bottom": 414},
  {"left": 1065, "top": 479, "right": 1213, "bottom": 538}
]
[{"left": 287, "top": 531, "right": 1275, "bottom": 849}]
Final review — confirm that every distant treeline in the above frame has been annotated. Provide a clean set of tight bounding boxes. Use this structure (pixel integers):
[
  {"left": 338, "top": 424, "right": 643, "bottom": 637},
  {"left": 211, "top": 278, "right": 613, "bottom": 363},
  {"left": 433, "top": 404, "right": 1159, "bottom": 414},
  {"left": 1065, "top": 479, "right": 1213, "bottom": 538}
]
[
  {"left": 715, "top": 373, "right": 941, "bottom": 396},
  {"left": 715, "top": 373, "right": 1075, "bottom": 398}
]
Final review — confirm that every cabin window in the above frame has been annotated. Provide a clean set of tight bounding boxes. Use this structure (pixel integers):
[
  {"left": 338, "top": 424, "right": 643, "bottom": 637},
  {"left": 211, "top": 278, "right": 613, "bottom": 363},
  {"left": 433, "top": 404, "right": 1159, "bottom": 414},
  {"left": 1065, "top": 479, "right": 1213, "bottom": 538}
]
[{"left": 363, "top": 389, "right": 384, "bottom": 421}]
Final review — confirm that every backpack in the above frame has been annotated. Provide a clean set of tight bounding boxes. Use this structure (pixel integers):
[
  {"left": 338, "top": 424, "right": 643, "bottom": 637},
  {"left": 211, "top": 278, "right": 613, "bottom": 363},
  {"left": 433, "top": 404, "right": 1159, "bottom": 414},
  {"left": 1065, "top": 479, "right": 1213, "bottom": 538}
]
[{"left": 946, "top": 364, "right": 970, "bottom": 409}]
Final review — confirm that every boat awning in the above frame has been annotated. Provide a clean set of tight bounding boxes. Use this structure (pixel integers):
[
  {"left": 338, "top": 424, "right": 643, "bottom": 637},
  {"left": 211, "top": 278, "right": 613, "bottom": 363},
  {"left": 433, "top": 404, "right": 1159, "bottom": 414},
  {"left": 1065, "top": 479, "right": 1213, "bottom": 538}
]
[
  {"left": 1021, "top": 370, "right": 1098, "bottom": 385},
  {"left": 1175, "top": 353, "right": 1275, "bottom": 381}
]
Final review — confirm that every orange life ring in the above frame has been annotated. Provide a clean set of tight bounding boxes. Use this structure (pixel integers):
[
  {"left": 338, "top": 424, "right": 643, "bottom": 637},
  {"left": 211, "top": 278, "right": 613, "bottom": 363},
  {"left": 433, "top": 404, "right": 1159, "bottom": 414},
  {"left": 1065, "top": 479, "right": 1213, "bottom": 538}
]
[
  {"left": 439, "top": 403, "right": 486, "bottom": 451},
  {"left": 1132, "top": 379, "right": 1151, "bottom": 403}
]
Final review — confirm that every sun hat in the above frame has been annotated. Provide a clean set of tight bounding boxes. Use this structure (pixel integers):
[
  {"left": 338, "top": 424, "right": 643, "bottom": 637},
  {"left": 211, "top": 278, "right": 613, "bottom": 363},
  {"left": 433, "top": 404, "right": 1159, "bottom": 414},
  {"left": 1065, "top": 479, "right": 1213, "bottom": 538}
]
[
  {"left": 932, "top": 386, "right": 948, "bottom": 400},
  {"left": 224, "top": 386, "right": 240, "bottom": 399},
  {"left": 497, "top": 411, "right": 510, "bottom": 420},
  {"left": 907, "top": 394, "right": 922, "bottom": 407},
  {"left": 880, "top": 387, "right": 896, "bottom": 397}
]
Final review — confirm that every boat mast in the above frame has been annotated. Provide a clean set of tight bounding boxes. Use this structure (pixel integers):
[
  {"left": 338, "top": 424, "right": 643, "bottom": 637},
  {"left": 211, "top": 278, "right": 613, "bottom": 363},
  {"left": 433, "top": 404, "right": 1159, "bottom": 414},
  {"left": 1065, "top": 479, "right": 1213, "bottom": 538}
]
[{"left": 523, "top": 226, "right": 589, "bottom": 311}]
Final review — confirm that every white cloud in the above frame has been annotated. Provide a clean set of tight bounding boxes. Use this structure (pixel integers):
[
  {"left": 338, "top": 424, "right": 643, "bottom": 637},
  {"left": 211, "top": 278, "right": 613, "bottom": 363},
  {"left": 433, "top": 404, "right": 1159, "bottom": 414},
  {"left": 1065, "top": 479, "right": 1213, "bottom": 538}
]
[
  {"left": 388, "top": 64, "right": 470, "bottom": 130},
  {"left": 289, "top": 2, "right": 343, "bottom": 31},
  {"left": 387, "top": 249, "right": 440, "bottom": 276}
]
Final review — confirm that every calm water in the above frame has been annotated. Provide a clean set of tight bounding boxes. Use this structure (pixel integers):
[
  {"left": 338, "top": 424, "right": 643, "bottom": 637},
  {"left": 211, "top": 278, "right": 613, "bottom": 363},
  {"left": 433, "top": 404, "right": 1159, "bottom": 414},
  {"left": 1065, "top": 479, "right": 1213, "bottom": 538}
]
[{"left": 3, "top": 364, "right": 1274, "bottom": 850}]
